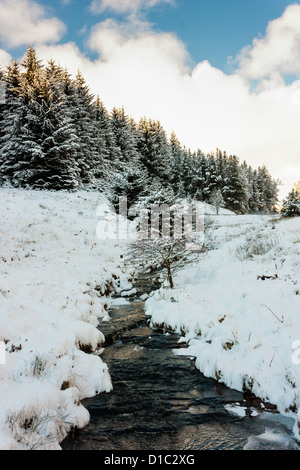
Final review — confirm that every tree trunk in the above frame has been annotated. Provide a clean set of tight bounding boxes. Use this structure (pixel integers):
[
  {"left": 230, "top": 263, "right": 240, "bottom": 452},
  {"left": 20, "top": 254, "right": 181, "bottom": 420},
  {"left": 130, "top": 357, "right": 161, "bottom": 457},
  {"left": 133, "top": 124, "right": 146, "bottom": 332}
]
[{"left": 166, "top": 260, "right": 174, "bottom": 289}]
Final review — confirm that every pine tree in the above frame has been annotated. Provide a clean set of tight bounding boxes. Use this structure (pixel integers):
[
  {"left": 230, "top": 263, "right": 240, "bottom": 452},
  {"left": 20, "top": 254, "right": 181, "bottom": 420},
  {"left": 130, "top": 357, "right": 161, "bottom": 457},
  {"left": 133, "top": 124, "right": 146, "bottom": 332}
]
[
  {"left": 94, "top": 97, "right": 122, "bottom": 166},
  {"left": 0, "top": 60, "right": 23, "bottom": 185},
  {"left": 187, "top": 151, "right": 203, "bottom": 199},
  {"left": 169, "top": 131, "right": 184, "bottom": 195},
  {"left": 36, "top": 62, "right": 81, "bottom": 189},
  {"left": 294, "top": 181, "right": 300, "bottom": 193},
  {"left": 0, "top": 67, "right": 6, "bottom": 139},
  {"left": 110, "top": 107, "right": 145, "bottom": 206},
  {"left": 247, "top": 167, "right": 260, "bottom": 213},
  {"left": 281, "top": 184, "right": 300, "bottom": 217},
  {"left": 110, "top": 107, "right": 139, "bottom": 164},
  {"left": 215, "top": 149, "right": 227, "bottom": 190},
  {"left": 256, "top": 165, "right": 279, "bottom": 213},
  {"left": 181, "top": 148, "right": 195, "bottom": 197},
  {"left": 72, "top": 71, "right": 99, "bottom": 184},
  {"left": 222, "top": 155, "right": 249, "bottom": 213},
  {"left": 90, "top": 96, "right": 112, "bottom": 183},
  {"left": 191, "top": 149, "right": 206, "bottom": 201},
  {"left": 137, "top": 118, "right": 172, "bottom": 183},
  {"left": 203, "top": 152, "right": 219, "bottom": 200},
  {"left": 176, "top": 180, "right": 186, "bottom": 199},
  {"left": 0, "top": 56, "right": 45, "bottom": 187}
]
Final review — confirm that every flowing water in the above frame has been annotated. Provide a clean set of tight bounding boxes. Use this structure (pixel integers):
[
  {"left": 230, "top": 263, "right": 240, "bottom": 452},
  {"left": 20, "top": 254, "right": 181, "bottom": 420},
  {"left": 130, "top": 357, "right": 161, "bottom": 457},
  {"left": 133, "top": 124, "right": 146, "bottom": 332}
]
[{"left": 62, "top": 272, "right": 300, "bottom": 451}]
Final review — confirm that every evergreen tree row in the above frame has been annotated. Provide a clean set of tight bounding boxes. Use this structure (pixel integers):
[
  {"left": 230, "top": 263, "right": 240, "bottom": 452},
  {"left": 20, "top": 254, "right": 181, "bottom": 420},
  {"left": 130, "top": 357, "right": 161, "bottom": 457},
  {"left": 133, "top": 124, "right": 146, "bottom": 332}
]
[{"left": 0, "top": 47, "right": 280, "bottom": 213}]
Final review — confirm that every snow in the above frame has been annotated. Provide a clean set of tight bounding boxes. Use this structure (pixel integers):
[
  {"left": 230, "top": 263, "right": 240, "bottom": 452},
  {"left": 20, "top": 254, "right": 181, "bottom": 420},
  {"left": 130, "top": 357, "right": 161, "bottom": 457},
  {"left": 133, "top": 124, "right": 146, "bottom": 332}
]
[
  {"left": 0, "top": 187, "right": 134, "bottom": 449},
  {"left": 121, "top": 288, "right": 137, "bottom": 297},
  {"left": 202, "top": 202, "right": 235, "bottom": 216},
  {"left": 110, "top": 297, "right": 130, "bottom": 306},
  {"left": 2, "top": 186, "right": 300, "bottom": 448},
  {"left": 145, "top": 212, "right": 300, "bottom": 438},
  {"left": 244, "top": 428, "right": 299, "bottom": 450},
  {"left": 224, "top": 403, "right": 247, "bottom": 417}
]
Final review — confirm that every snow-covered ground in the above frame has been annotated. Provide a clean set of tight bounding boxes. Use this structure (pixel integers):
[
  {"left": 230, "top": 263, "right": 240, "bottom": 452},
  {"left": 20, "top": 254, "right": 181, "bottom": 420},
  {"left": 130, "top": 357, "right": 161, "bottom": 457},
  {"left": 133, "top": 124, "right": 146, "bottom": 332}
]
[
  {"left": 0, "top": 188, "right": 134, "bottom": 450},
  {"left": 145, "top": 211, "right": 300, "bottom": 438},
  {"left": 1, "top": 187, "right": 300, "bottom": 449}
]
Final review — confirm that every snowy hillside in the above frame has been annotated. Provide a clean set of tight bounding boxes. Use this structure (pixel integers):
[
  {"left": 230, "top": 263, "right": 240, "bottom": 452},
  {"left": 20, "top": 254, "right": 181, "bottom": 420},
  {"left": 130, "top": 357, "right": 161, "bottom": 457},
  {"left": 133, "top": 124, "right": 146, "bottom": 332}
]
[
  {"left": 0, "top": 188, "right": 133, "bottom": 450},
  {"left": 146, "top": 213, "right": 300, "bottom": 437},
  {"left": 201, "top": 202, "right": 235, "bottom": 216}
]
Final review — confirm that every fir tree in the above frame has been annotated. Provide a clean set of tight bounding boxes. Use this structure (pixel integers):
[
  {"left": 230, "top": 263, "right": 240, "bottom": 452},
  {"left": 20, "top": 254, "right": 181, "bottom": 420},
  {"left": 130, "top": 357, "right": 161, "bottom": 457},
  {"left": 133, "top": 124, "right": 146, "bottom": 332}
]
[
  {"left": 0, "top": 57, "right": 45, "bottom": 187},
  {"left": 203, "top": 152, "right": 219, "bottom": 200},
  {"left": 294, "top": 181, "right": 300, "bottom": 193},
  {"left": 256, "top": 165, "right": 279, "bottom": 213},
  {"left": 72, "top": 71, "right": 98, "bottom": 184},
  {"left": 110, "top": 107, "right": 140, "bottom": 165},
  {"left": 89, "top": 96, "right": 111, "bottom": 183},
  {"left": 110, "top": 107, "right": 145, "bottom": 206},
  {"left": 222, "top": 155, "right": 249, "bottom": 213},
  {"left": 137, "top": 118, "right": 172, "bottom": 183},
  {"left": 37, "top": 62, "right": 81, "bottom": 189},
  {"left": 94, "top": 97, "right": 122, "bottom": 166},
  {"left": 169, "top": 131, "right": 184, "bottom": 194},
  {"left": 281, "top": 184, "right": 300, "bottom": 217}
]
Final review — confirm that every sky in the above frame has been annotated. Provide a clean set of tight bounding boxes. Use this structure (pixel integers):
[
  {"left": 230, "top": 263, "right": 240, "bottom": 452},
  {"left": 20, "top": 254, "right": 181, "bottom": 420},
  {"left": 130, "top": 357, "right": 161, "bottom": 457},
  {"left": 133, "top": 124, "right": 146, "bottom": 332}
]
[{"left": 0, "top": 0, "right": 299, "bottom": 199}]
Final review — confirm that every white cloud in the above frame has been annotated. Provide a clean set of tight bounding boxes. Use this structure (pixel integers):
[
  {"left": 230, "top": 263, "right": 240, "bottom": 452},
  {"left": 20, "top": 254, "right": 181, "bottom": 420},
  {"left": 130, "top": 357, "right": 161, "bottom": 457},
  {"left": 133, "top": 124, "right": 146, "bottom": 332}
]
[
  {"left": 0, "top": 49, "right": 12, "bottom": 68},
  {"left": 88, "top": 18, "right": 189, "bottom": 72},
  {"left": 0, "top": 49, "right": 11, "bottom": 104},
  {"left": 0, "top": 0, "right": 66, "bottom": 48},
  {"left": 237, "top": 4, "right": 300, "bottom": 81},
  {"left": 37, "top": 42, "right": 93, "bottom": 78},
  {"left": 90, "top": 0, "right": 174, "bottom": 15}
]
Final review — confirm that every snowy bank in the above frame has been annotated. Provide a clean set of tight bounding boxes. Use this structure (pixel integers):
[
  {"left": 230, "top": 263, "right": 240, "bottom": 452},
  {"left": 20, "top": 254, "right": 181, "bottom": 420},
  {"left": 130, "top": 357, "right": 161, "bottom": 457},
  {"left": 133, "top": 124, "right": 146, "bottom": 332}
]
[
  {"left": 145, "top": 213, "right": 300, "bottom": 438},
  {"left": 0, "top": 188, "right": 133, "bottom": 449}
]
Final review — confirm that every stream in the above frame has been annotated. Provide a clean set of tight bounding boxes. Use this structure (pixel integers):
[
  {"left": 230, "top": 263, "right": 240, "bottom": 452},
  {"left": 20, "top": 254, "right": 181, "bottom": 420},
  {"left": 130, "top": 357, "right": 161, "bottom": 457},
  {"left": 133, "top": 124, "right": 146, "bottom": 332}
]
[{"left": 62, "top": 272, "right": 300, "bottom": 451}]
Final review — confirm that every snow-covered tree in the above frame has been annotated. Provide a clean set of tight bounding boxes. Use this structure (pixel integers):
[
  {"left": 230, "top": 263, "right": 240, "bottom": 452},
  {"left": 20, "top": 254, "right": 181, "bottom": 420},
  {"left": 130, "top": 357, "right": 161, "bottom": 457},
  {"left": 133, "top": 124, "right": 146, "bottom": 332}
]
[
  {"left": 209, "top": 188, "right": 224, "bottom": 215},
  {"left": 38, "top": 65, "right": 81, "bottom": 189},
  {"left": 0, "top": 55, "right": 45, "bottom": 187},
  {"left": 281, "top": 185, "right": 300, "bottom": 217},
  {"left": 137, "top": 118, "right": 172, "bottom": 183},
  {"left": 203, "top": 152, "right": 219, "bottom": 200},
  {"left": 169, "top": 131, "right": 184, "bottom": 195},
  {"left": 222, "top": 155, "right": 249, "bottom": 213},
  {"left": 71, "top": 71, "right": 99, "bottom": 184},
  {"left": 256, "top": 165, "right": 279, "bottom": 213},
  {"left": 93, "top": 97, "right": 122, "bottom": 167},
  {"left": 129, "top": 201, "right": 203, "bottom": 288},
  {"left": 91, "top": 96, "right": 114, "bottom": 182},
  {"left": 293, "top": 181, "right": 300, "bottom": 193},
  {"left": 109, "top": 107, "right": 146, "bottom": 206},
  {"left": 246, "top": 167, "right": 260, "bottom": 213}
]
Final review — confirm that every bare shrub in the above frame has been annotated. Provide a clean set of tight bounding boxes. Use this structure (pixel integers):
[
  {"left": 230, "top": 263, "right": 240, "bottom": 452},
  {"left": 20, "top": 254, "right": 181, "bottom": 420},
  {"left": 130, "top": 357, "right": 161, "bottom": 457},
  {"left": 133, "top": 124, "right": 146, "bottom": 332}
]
[
  {"left": 5, "top": 402, "right": 72, "bottom": 450},
  {"left": 235, "top": 230, "right": 279, "bottom": 261}
]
